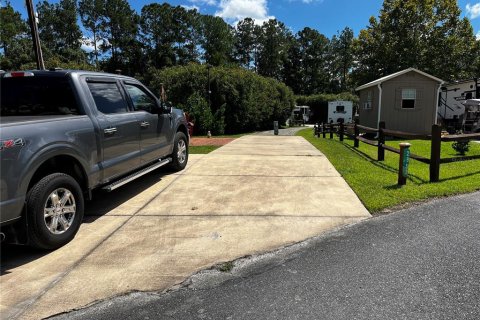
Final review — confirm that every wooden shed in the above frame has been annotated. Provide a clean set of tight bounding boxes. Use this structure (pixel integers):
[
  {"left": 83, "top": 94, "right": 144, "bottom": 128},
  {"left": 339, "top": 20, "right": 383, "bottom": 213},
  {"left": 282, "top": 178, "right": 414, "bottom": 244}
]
[{"left": 355, "top": 68, "right": 444, "bottom": 134}]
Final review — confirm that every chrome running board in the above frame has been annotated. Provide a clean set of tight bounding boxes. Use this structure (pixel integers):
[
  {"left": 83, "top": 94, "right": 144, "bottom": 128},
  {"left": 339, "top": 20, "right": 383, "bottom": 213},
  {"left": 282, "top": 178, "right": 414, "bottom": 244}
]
[{"left": 102, "top": 158, "right": 172, "bottom": 192}]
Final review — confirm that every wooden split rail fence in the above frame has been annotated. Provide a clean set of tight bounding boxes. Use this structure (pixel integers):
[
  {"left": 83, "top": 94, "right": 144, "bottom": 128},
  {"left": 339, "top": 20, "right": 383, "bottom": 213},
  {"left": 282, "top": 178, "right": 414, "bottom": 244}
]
[{"left": 314, "top": 121, "right": 480, "bottom": 182}]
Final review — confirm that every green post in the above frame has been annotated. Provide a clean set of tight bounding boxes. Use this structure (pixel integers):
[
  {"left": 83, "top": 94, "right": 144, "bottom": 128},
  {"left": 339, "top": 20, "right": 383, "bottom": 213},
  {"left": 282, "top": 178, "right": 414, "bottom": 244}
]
[{"left": 398, "top": 143, "right": 411, "bottom": 186}]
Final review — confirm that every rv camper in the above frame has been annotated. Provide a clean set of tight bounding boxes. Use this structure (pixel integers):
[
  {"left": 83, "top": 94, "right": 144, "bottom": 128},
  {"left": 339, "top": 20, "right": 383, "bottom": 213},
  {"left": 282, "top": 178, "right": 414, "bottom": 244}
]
[
  {"left": 291, "top": 106, "right": 310, "bottom": 124},
  {"left": 462, "top": 99, "right": 480, "bottom": 133},
  {"left": 328, "top": 100, "right": 353, "bottom": 124},
  {"left": 438, "top": 78, "right": 480, "bottom": 132}
]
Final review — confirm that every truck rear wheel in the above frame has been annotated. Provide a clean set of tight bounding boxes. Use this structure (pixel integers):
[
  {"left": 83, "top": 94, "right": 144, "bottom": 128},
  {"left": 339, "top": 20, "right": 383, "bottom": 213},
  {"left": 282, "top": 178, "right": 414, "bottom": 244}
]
[
  {"left": 26, "top": 173, "right": 84, "bottom": 250},
  {"left": 169, "top": 131, "right": 188, "bottom": 171}
]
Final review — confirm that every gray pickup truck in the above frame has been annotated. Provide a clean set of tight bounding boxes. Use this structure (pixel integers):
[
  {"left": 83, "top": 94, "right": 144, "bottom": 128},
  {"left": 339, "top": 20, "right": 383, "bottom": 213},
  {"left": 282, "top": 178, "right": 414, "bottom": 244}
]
[{"left": 0, "top": 70, "right": 189, "bottom": 249}]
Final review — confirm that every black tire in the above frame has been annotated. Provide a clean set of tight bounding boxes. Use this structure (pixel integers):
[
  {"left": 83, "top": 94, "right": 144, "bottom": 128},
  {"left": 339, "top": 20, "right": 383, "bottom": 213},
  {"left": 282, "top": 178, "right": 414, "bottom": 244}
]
[
  {"left": 169, "top": 131, "right": 189, "bottom": 171},
  {"left": 26, "top": 173, "right": 84, "bottom": 250}
]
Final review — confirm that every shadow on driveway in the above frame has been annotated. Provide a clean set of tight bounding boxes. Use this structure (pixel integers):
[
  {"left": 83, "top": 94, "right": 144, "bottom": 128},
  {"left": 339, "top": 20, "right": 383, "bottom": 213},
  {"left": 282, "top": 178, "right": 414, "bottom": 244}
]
[{"left": 0, "top": 166, "right": 174, "bottom": 276}]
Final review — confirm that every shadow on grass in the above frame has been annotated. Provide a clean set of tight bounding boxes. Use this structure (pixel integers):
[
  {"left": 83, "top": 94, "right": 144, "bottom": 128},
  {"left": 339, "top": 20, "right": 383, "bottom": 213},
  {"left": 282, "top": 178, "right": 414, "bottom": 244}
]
[
  {"left": 438, "top": 169, "right": 480, "bottom": 183},
  {"left": 342, "top": 140, "right": 480, "bottom": 184},
  {"left": 383, "top": 184, "right": 404, "bottom": 190},
  {"left": 341, "top": 142, "right": 427, "bottom": 184}
]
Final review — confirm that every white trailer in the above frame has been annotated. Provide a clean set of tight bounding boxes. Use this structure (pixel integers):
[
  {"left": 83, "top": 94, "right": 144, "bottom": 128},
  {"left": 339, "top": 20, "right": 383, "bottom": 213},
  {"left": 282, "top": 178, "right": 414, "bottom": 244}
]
[
  {"left": 462, "top": 99, "right": 480, "bottom": 133},
  {"left": 291, "top": 105, "right": 310, "bottom": 124},
  {"left": 328, "top": 100, "right": 353, "bottom": 123},
  {"left": 438, "top": 78, "right": 480, "bottom": 132}
]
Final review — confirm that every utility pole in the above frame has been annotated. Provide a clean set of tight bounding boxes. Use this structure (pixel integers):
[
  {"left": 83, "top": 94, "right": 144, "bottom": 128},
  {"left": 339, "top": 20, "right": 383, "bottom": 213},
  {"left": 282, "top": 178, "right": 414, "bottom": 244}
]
[
  {"left": 207, "top": 64, "right": 212, "bottom": 110},
  {"left": 25, "top": 0, "right": 45, "bottom": 70}
]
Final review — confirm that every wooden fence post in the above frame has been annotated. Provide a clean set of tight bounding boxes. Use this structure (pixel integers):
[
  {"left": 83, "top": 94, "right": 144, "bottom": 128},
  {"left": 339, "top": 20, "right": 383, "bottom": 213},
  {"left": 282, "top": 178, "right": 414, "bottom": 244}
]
[
  {"left": 378, "top": 121, "right": 385, "bottom": 161},
  {"left": 322, "top": 122, "right": 326, "bottom": 138},
  {"left": 339, "top": 122, "right": 344, "bottom": 142},
  {"left": 354, "top": 119, "right": 359, "bottom": 148},
  {"left": 430, "top": 124, "right": 442, "bottom": 182},
  {"left": 329, "top": 121, "right": 334, "bottom": 139}
]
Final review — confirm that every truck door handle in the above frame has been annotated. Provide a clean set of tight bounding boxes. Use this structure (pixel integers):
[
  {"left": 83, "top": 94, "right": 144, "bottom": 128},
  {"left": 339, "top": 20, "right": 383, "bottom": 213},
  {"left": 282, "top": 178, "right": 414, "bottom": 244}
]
[
  {"left": 104, "top": 128, "right": 117, "bottom": 135},
  {"left": 140, "top": 121, "right": 150, "bottom": 128}
]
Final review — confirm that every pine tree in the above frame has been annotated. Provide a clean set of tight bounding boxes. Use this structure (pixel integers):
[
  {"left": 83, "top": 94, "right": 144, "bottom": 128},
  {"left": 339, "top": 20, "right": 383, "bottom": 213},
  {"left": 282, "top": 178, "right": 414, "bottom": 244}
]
[
  {"left": 353, "top": 0, "right": 479, "bottom": 84},
  {"left": 256, "top": 19, "right": 292, "bottom": 81},
  {"left": 199, "top": 15, "right": 233, "bottom": 66},
  {"left": 102, "top": 0, "right": 138, "bottom": 71},
  {"left": 0, "top": 1, "right": 31, "bottom": 70},
  {"left": 234, "top": 18, "right": 257, "bottom": 69},
  {"left": 36, "top": 0, "right": 86, "bottom": 66},
  {"left": 78, "top": 0, "right": 105, "bottom": 69}
]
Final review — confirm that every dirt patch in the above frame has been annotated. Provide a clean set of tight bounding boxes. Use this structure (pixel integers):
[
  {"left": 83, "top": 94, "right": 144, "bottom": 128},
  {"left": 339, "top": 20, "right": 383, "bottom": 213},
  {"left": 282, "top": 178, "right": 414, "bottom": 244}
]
[{"left": 190, "top": 137, "right": 235, "bottom": 146}]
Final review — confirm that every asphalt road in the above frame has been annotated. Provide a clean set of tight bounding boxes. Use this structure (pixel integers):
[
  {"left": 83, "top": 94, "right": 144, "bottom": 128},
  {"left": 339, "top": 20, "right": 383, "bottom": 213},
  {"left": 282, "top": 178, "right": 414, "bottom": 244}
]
[{"left": 52, "top": 192, "right": 480, "bottom": 320}]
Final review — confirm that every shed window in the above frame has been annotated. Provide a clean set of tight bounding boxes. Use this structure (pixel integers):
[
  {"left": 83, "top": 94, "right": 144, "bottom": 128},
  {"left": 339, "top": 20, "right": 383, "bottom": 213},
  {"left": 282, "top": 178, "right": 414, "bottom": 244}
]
[
  {"left": 364, "top": 91, "right": 372, "bottom": 109},
  {"left": 336, "top": 105, "right": 345, "bottom": 113},
  {"left": 402, "top": 89, "right": 416, "bottom": 109}
]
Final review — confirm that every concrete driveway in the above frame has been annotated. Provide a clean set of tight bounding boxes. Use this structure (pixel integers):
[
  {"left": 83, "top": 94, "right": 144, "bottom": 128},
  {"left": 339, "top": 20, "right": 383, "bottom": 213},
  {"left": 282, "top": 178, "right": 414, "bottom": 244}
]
[{"left": 0, "top": 135, "right": 370, "bottom": 320}]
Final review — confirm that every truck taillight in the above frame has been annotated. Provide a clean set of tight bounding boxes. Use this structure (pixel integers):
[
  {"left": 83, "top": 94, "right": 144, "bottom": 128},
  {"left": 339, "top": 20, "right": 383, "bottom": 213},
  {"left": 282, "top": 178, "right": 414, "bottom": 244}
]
[{"left": 3, "top": 72, "right": 35, "bottom": 78}]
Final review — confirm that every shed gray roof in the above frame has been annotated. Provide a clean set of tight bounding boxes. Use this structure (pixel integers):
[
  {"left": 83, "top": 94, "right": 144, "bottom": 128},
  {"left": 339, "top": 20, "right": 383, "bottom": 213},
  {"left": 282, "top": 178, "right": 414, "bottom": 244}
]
[{"left": 355, "top": 68, "right": 444, "bottom": 91}]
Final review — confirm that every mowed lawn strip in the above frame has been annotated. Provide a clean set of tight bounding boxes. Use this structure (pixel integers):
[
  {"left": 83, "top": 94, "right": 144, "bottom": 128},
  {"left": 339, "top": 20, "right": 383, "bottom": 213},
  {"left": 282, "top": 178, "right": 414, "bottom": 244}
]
[
  {"left": 297, "top": 128, "right": 480, "bottom": 213},
  {"left": 190, "top": 145, "right": 220, "bottom": 154}
]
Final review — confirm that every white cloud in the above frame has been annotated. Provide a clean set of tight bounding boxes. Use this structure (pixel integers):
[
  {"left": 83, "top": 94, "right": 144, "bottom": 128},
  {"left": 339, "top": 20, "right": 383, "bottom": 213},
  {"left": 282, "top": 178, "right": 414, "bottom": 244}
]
[
  {"left": 188, "top": 0, "right": 217, "bottom": 6},
  {"left": 476, "top": 30, "right": 480, "bottom": 40},
  {"left": 466, "top": 2, "right": 480, "bottom": 19},
  {"left": 80, "top": 37, "right": 108, "bottom": 53},
  {"left": 288, "top": 0, "right": 324, "bottom": 4},
  {"left": 215, "top": 0, "right": 274, "bottom": 25},
  {"left": 289, "top": 0, "right": 323, "bottom": 3},
  {"left": 182, "top": 5, "right": 200, "bottom": 11}
]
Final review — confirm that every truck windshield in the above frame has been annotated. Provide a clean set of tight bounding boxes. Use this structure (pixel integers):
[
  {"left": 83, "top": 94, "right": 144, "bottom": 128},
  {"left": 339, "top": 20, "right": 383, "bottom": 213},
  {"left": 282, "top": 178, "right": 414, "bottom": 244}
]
[{"left": 0, "top": 76, "right": 81, "bottom": 116}]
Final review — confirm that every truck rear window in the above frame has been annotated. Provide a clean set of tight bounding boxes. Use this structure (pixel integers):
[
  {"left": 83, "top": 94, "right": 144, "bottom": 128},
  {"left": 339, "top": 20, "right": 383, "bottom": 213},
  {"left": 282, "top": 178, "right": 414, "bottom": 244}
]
[{"left": 0, "top": 77, "right": 81, "bottom": 116}]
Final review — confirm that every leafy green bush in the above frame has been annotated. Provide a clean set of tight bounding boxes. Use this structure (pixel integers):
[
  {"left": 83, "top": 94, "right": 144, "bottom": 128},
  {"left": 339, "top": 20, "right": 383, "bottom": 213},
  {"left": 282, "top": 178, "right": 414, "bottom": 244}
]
[
  {"left": 452, "top": 140, "right": 470, "bottom": 155},
  {"left": 148, "top": 63, "right": 295, "bottom": 134},
  {"left": 185, "top": 92, "right": 214, "bottom": 135}
]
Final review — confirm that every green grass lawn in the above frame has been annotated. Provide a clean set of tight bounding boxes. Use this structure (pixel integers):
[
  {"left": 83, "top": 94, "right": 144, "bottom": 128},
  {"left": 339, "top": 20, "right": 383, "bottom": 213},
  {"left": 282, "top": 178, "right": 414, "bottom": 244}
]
[
  {"left": 189, "top": 145, "right": 220, "bottom": 154},
  {"left": 297, "top": 129, "right": 480, "bottom": 213}
]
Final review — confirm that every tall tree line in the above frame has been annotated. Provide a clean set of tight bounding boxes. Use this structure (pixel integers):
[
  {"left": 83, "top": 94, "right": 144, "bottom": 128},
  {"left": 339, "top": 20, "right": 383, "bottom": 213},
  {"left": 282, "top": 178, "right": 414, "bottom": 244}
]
[{"left": 1, "top": 0, "right": 479, "bottom": 93}]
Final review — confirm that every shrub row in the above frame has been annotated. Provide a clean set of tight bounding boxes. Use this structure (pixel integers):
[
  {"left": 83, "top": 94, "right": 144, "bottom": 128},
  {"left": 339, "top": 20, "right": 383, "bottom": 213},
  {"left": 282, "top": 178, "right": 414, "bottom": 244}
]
[{"left": 148, "top": 64, "right": 295, "bottom": 134}]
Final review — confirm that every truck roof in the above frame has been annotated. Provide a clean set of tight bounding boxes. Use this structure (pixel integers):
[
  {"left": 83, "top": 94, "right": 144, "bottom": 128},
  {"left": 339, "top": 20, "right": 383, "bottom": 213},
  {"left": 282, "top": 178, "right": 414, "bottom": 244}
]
[{"left": 2, "top": 69, "right": 135, "bottom": 80}]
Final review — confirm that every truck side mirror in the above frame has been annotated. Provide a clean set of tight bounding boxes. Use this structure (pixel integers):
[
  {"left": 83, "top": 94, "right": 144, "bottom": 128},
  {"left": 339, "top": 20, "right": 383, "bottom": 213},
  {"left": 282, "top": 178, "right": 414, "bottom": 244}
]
[{"left": 160, "top": 101, "right": 172, "bottom": 114}]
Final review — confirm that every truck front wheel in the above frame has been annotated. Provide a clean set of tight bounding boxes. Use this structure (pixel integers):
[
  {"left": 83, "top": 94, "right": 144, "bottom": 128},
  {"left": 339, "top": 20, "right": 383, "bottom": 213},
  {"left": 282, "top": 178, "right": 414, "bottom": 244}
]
[
  {"left": 169, "top": 131, "right": 189, "bottom": 171},
  {"left": 26, "top": 173, "right": 84, "bottom": 250}
]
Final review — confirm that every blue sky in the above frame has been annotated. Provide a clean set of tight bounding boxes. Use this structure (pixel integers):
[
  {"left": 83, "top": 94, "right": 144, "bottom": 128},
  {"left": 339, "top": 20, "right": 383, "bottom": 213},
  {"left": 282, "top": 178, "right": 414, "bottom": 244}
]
[{"left": 9, "top": 0, "right": 480, "bottom": 39}]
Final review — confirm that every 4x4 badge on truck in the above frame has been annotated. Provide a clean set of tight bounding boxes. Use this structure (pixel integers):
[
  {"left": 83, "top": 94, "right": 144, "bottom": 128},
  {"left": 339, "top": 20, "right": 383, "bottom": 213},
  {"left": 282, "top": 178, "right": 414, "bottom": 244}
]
[{"left": 0, "top": 138, "right": 25, "bottom": 151}]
